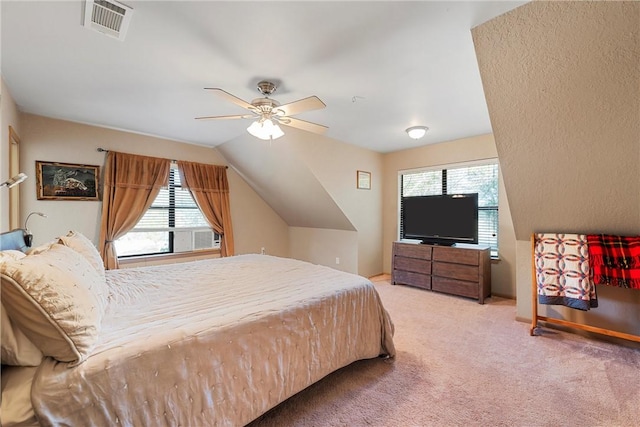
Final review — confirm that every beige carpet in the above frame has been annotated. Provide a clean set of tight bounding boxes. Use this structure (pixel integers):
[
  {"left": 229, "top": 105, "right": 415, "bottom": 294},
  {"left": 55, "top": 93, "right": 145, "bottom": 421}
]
[{"left": 248, "top": 279, "right": 640, "bottom": 427}]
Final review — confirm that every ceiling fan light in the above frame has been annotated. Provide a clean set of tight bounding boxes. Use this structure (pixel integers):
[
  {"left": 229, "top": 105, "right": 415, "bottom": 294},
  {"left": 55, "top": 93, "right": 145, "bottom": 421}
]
[
  {"left": 262, "top": 118, "right": 276, "bottom": 133},
  {"left": 406, "top": 126, "right": 429, "bottom": 139},
  {"left": 247, "top": 119, "right": 284, "bottom": 140},
  {"left": 247, "top": 121, "right": 265, "bottom": 139},
  {"left": 270, "top": 123, "right": 284, "bottom": 139}
]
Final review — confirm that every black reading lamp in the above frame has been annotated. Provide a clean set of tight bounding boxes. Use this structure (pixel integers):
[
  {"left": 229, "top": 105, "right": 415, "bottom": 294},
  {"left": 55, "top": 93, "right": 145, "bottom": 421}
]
[{"left": 24, "top": 212, "right": 47, "bottom": 248}]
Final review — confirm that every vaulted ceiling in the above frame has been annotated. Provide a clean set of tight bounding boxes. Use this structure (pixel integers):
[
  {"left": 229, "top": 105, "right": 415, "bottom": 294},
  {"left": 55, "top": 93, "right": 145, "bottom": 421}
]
[{"left": 1, "top": 1, "right": 527, "bottom": 153}]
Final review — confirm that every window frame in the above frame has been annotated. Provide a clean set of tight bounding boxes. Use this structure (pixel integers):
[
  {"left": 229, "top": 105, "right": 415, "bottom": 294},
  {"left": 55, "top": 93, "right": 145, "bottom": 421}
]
[{"left": 398, "top": 158, "right": 499, "bottom": 258}]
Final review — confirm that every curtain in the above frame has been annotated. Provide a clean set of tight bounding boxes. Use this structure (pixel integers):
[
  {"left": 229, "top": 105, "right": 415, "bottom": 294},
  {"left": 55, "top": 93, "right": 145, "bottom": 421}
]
[
  {"left": 177, "top": 161, "right": 234, "bottom": 257},
  {"left": 99, "top": 151, "right": 171, "bottom": 269}
]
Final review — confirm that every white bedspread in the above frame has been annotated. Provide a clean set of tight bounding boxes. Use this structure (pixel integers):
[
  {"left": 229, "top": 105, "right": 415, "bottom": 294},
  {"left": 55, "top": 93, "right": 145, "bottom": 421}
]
[{"left": 31, "top": 255, "right": 395, "bottom": 426}]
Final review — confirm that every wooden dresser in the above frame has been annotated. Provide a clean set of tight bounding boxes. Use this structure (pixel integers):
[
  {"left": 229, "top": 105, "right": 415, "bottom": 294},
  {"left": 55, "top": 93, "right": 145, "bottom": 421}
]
[{"left": 391, "top": 241, "right": 491, "bottom": 304}]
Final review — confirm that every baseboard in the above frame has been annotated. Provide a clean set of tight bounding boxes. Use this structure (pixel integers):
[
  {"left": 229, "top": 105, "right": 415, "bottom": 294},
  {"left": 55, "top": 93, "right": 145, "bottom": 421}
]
[
  {"left": 491, "top": 292, "right": 515, "bottom": 300},
  {"left": 369, "top": 273, "right": 391, "bottom": 282}
]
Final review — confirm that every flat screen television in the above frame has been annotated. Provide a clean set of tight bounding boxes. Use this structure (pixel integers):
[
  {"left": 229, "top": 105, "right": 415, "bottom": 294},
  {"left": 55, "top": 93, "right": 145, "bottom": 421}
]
[{"left": 401, "top": 193, "right": 478, "bottom": 246}]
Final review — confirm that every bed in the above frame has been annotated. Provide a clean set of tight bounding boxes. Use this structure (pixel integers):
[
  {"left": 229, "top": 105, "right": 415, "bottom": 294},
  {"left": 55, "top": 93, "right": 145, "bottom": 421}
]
[{"left": 0, "top": 229, "right": 395, "bottom": 426}]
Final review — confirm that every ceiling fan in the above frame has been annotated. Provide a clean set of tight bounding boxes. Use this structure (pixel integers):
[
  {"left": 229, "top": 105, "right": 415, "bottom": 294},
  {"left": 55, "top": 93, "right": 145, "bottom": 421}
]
[{"left": 196, "top": 81, "right": 327, "bottom": 140}]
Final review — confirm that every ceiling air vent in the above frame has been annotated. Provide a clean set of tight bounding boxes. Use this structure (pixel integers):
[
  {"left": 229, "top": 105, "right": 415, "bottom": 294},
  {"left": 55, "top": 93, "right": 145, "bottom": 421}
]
[{"left": 83, "top": 0, "right": 133, "bottom": 41}]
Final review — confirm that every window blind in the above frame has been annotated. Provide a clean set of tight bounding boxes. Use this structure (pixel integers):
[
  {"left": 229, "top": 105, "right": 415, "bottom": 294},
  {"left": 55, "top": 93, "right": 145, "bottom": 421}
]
[{"left": 134, "top": 167, "right": 209, "bottom": 231}]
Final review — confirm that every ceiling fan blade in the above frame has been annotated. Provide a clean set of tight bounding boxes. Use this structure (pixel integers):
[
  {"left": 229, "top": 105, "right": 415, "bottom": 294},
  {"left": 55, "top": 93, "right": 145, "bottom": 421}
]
[
  {"left": 281, "top": 117, "right": 328, "bottom": 135},
  {"left": 204, "top": 88, "right": 254, "bottom": 111},
  {"left": 277, "top": 96, "right": 326, "bottom": 116},
  {"left": 195, "top": 114, "right": 255, "bottom": 120}
]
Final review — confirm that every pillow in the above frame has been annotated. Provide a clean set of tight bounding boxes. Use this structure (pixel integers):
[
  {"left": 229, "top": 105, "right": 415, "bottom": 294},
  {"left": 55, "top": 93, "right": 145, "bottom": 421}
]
[
  {"left": 57, "top": 231, "right": 106, "bottom": 279},
  {"left": 1, "top": 303, "right": 43, "bottom": 366},
  {"left": 26, "top": 241, "right": 57, "bottom": 256},
  {"left": 0, "top": 251, "right": 44, "bottom": 366},
  {"left": 0, "top": 250, "right": 26, "bottom": 262},
  {"left": 1, "top": 244, "right": 108, "bottom": 365}
]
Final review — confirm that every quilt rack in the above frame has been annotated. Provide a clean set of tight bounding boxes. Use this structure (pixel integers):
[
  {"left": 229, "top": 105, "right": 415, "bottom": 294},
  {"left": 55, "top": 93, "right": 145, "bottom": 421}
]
[{"left": 530, "top": 233, "right": 640, "bottom": 344}]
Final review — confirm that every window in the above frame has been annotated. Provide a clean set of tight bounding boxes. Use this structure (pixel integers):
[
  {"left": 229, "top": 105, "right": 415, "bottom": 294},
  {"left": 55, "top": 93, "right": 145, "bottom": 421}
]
[
  {"left": 400, "top": 160, "right": 499, "bottom": 257},
  {"left": 115, "top": 166, "right": 220, "bottom": 257}
]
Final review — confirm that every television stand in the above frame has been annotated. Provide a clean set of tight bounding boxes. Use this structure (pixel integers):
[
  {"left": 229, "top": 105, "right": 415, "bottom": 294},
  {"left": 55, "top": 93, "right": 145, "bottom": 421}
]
[{"left": 391, "top": 241, "right": 491, "bottom": 304}]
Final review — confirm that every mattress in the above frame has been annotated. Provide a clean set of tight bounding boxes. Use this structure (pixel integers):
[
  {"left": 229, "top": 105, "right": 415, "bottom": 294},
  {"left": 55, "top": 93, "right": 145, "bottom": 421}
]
[{"left": 30, "top": 254, "right": 395, "bottom": 426}]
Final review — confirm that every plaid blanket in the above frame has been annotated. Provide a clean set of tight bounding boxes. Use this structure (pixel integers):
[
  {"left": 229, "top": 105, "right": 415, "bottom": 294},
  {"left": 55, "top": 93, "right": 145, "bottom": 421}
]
[{"left": 587, "top": 234, "right": 640, "bottom": 290}]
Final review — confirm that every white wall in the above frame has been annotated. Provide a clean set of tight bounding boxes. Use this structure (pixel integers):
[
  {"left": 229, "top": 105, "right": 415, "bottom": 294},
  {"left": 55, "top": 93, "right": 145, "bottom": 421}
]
[
  {"left": 14, "top": 112, "right": 383, "bottom": 278},
  {"left": 292, "top": 130, "right": 384, "bottom": 277},
  {"left": 288, "top": 227, "right": 358, "bottom": 273},
  {"left": 382, "top": 134, "right": 517, "bottom": 298},
  {"left": 18, "top": 113, "right": 290, "bottom": 257},
  {"left": 218, "top": 126, "right": 384, "bottom": 277},
  {"left": 1, "top": 78, "right": 22, "bottom": 232}
]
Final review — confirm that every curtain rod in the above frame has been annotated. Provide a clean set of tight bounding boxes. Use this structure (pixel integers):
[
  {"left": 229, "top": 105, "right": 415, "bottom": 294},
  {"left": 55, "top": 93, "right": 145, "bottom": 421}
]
[{"left": 97, "top": 148, "right": 228, "bottom": 168}]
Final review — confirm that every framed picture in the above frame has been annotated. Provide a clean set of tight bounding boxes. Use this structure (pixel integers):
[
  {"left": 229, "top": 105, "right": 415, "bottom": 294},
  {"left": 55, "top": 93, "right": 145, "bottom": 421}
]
[
  {"left": 36, "top": 161, "right": 100, "bottom": 200},
  {"left": 357, "top": 170, "right": 371, "bottom": 190}
]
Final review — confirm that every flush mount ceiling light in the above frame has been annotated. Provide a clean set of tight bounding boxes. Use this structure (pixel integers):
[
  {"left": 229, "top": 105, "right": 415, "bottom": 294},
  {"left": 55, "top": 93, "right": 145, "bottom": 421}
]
[
  {"left": 247, "top": 118, "right": 285, "bottom": 141},
  {"left": 406, "top": 126, "right": 429, "bottom": 140}
]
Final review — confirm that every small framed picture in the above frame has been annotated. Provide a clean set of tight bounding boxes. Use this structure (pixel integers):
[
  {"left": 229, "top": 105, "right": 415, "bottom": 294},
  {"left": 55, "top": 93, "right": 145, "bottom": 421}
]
[
  {"left": 357, "top": 170, "right": 371, "bottom": 190},
  {"left": 36, "top": 161, "right": 100, "bottom": 200}
]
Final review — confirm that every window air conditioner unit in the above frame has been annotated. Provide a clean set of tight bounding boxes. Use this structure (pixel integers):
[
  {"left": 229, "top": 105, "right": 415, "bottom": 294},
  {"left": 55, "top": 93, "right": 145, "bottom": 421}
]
[
  {"left": 174, "top": 230, "right": 217, "bottom": 253},
  {"left": 193, "top": 230, "right": 216, "bottom": 250}
]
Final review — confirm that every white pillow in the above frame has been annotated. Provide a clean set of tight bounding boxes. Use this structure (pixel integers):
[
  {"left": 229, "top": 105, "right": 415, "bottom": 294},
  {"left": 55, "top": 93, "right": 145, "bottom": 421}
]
[
  {"left": 1, "top": 244, "right": 108, "bottom": 365},
  {"left": 26, "top": 241, "right": 57, "bottom": 255},
  {"left": 0, "top": 249, "right": 27, "bottom": 263},
  {"left": 0, "top": 250, "right": 44, "bottom": 366},
  {"left": 1, "top": 303, "right": 43, "bottom": 366},
  {"left": 57, "top": 230, "right": 106, "bottom": 279}
]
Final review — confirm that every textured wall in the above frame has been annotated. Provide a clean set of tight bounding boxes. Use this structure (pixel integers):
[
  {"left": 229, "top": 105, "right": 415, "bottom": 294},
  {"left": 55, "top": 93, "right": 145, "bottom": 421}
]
[
  {"left": 473, "top": 1, "right": 640, "bottom": 334},
  {"left": 473, "top": 1, "right": 640, "bottom": 239}
]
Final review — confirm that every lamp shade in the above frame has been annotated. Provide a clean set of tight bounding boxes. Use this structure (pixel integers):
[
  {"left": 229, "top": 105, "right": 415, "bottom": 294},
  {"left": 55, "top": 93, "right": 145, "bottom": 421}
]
[{"left": 1, "top": 173, "right": 27, "bottom": 188}]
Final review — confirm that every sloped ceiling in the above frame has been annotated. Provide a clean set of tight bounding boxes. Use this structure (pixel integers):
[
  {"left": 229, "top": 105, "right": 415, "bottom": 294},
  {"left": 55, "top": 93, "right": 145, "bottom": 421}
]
[
  {"left": 0, "top": 1, "right": 527, "bottom": 153},
  {"left": 217, "top": 129, "right": 355, "bottom": 231},
  {"left": 472, "top": 1, "right": 640, "bottom": 240},
  {"left": 1, "top": 0, "right": 528, "bottom": 243}
]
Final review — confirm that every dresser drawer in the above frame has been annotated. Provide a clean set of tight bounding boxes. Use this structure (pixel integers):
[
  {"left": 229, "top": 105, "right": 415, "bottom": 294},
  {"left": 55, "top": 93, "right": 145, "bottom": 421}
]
[
  {"left": 433, "top": 247, "right": 478, "bottom": 265},
  {"left": 393, "top": 243, "right": 432, "bottom": 260},
  {"left": 393, "top": 270, "right": 431, "bottom": 290},
  {"left": 394, "top": 256, "right": 431, "bottom": 275},
  {"left": 392, "top": 242, "right": 491, "bottom": 304},
  {"left": 432, "top": 262, "right": 478, "bottom": 282},
  {"left": 432, "top": 277, "right": 478, "bottom": 299}
]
